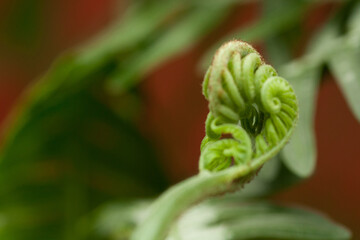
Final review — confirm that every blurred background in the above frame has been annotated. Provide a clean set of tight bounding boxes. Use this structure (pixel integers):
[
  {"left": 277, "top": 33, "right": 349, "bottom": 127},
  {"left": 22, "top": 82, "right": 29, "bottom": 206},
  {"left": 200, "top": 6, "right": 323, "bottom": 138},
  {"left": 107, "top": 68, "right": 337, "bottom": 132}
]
[{"left": 0, "top": 0, "right": 359, "bottom": 239}]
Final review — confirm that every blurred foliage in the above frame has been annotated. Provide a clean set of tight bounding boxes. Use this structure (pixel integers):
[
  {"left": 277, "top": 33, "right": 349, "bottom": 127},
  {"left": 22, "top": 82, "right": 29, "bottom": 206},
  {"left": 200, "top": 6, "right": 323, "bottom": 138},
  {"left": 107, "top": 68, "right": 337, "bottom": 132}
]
[
  {"left": 0, "top": 0, "right": 359, "bottom": 239},
  {"left": 0, "top": 84, "right": 167, "bottom": 239},
  {"left": 92, "top": 197, "right": 351, "bottom": 240}
]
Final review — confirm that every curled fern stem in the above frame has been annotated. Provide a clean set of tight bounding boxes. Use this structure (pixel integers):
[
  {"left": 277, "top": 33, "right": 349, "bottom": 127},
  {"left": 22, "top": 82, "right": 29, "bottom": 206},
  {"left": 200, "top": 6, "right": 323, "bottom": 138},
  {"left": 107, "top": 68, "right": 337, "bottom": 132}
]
[{"left": 131, "top": 40, "right": 298, "bottom": 240}]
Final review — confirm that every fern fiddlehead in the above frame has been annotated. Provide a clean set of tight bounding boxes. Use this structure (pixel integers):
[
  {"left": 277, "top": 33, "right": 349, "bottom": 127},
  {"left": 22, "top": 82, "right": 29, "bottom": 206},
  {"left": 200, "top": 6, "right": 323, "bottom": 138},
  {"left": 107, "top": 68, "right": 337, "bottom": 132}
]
[
  {"left": 200, "top": 40, "right": 298, "bottom": 172},
  {"left": 131, "top": 40, "right": 298, "bottom": 240}
]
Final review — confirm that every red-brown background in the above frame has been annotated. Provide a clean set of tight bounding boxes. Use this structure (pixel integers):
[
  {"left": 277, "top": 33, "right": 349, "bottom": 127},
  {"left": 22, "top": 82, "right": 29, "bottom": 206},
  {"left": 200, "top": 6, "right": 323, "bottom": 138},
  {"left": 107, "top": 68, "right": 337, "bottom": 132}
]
[{"left": 0, "top": 0, "right": 359, "bottom": 238}]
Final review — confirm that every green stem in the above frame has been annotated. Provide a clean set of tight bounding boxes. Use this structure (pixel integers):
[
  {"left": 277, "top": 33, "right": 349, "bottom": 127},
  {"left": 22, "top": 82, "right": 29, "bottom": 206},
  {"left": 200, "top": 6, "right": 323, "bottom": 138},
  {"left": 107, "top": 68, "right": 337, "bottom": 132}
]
[
  {"left": 131, "top": 125, "right": 295, "bottom": 240},
  {"left": 130, "top": 171, "right": 245, "bottom": 240}
]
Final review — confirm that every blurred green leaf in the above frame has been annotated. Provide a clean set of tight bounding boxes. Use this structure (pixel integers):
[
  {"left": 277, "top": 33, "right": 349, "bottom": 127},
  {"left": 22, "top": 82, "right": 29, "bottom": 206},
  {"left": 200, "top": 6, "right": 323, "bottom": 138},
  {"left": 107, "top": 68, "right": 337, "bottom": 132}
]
[
  {"left": 329, "top": 2, "right": 360, "bottom": 121},
  {"left": 0, "top": 87, "right": 167, "bottom": 240},
  {"left": 171, "top": 200, "right": 351, "bottom": 240},
  {"left": 278, "top": 1, "right": 360, "bottom": 177},
  {"left": 106, "top": 4, "right": 230, "bottom": 94},
  {"left": 77, "top": 0, "right": 186, "bottom": 68},
  {"left": 274, "top": 7, "right": 349, "bottom": 178},
  {"left": 329, "top": 46, "right": 360, "bottom": 121},
  {"left": 0, "top": 2, "right": 183, "bottom": 237},
  {"left": 280, "top": 68, "right": 320, "bottom": 177},
  {"left": 92, "top": 198, "right": 351, "bottom": 240},
  {"left": 215, "top": 203, "right": 351, "bottom": 240},
  {"left": 1, "top": 0, "right": 236, "bottom": 150}
]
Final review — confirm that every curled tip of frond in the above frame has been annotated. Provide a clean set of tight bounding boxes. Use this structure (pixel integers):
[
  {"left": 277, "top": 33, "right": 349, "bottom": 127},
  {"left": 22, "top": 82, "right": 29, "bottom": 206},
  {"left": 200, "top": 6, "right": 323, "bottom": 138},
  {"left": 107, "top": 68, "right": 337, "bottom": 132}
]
[{"left": 200, "top": 40, "right": 298, "bottom": 173}]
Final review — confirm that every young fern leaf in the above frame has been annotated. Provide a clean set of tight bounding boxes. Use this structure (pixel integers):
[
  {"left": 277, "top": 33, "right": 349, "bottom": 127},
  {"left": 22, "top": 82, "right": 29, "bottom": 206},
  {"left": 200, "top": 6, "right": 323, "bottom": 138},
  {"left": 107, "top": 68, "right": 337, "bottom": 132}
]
[{"left": 131, "top": 40, "right": 298, "bottom": 240}]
